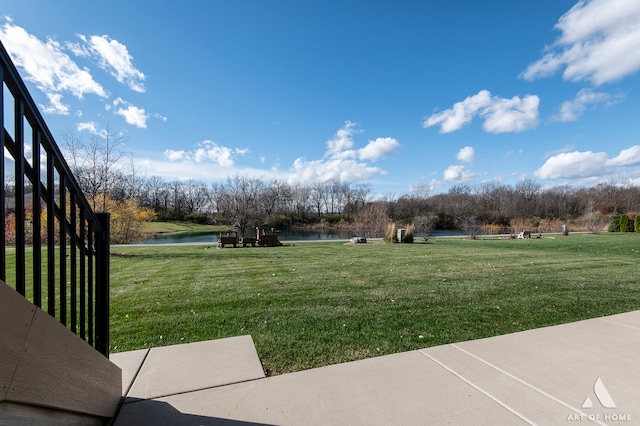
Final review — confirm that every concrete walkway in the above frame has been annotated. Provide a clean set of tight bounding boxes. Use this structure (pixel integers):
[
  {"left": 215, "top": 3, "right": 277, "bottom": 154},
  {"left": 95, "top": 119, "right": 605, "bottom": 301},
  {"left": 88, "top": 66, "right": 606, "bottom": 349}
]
[{"left": 111, "top": 311, "right": 640, "bottom": 425}]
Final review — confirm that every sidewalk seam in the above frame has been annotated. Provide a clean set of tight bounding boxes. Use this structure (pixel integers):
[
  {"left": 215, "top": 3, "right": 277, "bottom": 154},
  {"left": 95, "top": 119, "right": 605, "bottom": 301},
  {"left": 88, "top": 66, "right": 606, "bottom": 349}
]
[
  {"left": 125, "top": 376, "right": 266, "bottom": 403},
  {"left": 124, "top": 348, "right": 151, "bottom": 398},
  {"left": 447, "top": 344, "right": 607, "bottom": 426},
  {"left": 599, "top": 317, "right": 640, "bottom": 330},
  {"left": 418, "top": 349, "right": 537, "bottom": 426}
]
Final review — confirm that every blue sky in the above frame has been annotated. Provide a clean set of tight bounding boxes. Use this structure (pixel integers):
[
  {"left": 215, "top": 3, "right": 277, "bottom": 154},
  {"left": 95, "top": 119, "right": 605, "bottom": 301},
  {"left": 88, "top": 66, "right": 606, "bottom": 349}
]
[{"left": 2, "top": 0, "right": 640, "bottom": 196}]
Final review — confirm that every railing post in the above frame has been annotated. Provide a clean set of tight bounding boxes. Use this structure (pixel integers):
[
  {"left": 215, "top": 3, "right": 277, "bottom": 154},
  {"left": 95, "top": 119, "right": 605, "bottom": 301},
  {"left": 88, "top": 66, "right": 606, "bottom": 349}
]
[{"left": 95, "top": 212, "right": 110, "bottom": 357}]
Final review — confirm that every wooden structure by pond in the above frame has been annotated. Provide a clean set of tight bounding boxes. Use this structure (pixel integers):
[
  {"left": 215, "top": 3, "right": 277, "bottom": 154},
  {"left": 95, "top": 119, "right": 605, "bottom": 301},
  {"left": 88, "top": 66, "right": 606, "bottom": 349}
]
[
  {"left": 219, "top": 230, "right": 239, "bottom": 248},
  {"left": 218, "top": 227, "right": 284, "bottom": 248},
  {"left": 256, "top": 227, "right": 284, "bottom": 247}
]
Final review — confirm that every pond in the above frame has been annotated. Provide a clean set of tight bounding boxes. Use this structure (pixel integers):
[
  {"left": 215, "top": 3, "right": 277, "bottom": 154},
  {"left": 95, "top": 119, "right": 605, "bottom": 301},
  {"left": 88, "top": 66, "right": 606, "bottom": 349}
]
[{"left": 136, "top": 228, "right": 466, "bottom": 244}]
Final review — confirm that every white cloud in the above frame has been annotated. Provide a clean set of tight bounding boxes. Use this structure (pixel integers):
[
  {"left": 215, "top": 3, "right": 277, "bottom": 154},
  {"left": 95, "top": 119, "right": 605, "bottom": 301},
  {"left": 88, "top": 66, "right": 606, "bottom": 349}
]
[
  {"left": 536, "top": 145, "right": 640, "bottom": 180},
  {"left": 0, "top": 19, "right": 106, "bottom": 114},
  {"left": 456, "top": 146, "right": 475, "bottom": 163},
  {"left": 76, "top": 121, "right": 106, "bottom": 137},
  {"left": 326, "top": 120, "right": 358, "bottom": 155},
  {"left": 482, "top": 94, "right": 539, "bottom": 133},
  {"left": 71, "top": 34, "right": 145, "bottom": 92},
  {"left": 136, "top": 156, "right": 288, "bottom": 183},
  {"left": 551, "top": 89, "right": 621, "bottom": 122},
  {"left": 424, "top": 90, "right": 492, "bottom": 133},
  {"left": 443, "top": 165, "right": 476, "bottom": 182},
  {"left": 164, "top": 140, "right": 247, "bottom": 167},
  {"left": 521, "top": 0, "right": 640, "bottom": 85},
  {"left": 41, "top": 93, "right": 69, "bottom": 115},
  {"left": 194, "top": 142, "right": 234, "bottom": 167},
  {"left": 289, "top": 121, "right": 401, "bottom": 184},
  {"left": 290, "top": 157, "right": 384, "bottom": 184},
  {"left": 606, "top": 145, "right": 640, "bottom": 167},
  {"left": 358, "top": 137, "right": 400, "bottom": 161},
  {"left": 154, "top": 112, "right": 168, "bottom": 122},
  {"left": 424, "top": 90, "right": 539, "bottom": 134},
  {"left": 164, "top": 149, "right": 186, "bottom": 161},
  {"left": 534, "top": 150, "right": 609, "bottom": 179},
  {"left": 443, "top": 165, "right": 464, "bottom": 181},
  {"left": 115, "top": 104, "right": 148, "bottom": 128},
  {"left": 77, "top": 121, "right": 98, "bottom": 133},
  {"left": 110, "top": 98, "right": 149, "bottom": 128}
]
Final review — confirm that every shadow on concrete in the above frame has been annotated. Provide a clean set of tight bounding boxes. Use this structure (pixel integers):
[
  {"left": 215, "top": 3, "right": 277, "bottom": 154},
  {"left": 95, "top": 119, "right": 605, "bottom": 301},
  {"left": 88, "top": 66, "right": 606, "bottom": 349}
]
[{"left": 113, "top": 397, "right": 271, "bottom": 426}]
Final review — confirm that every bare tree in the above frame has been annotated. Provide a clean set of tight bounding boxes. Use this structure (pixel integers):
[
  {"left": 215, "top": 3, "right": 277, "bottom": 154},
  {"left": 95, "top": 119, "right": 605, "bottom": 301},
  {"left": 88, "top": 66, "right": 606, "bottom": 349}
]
[
  {"left": 182, "top": 179, "right": 209, "bottom": 214},
  {"left": 344, "top": 183, "right": 371, "bottom": 217},
  {"left": 217, "top": 175, "right": 265, "bottom": 236},
  {"left": 514, "top": 179, "right": 542, "bottom": 218},
  {"left": 142, "top": 175, "right": 167, "bottom": 213},
  {"left": 460, "top": 215, "right": 482, "bottom": 240},
  {"left": 327, "top": 179, "right": 347, "bottom": 215},
  {"left": 289, "top": 184, "right": 310, "bottom": 217},
  {"left": 61, "top": 123, "right": 130, "bottom": 211},
  {"left": 413, "top": 215, "right": 436, "bottom": 241},
  {"left": 261, "top": 179, "right": 291, "bottom": 221},
  {"left": 309, "top": 181, "right": 329, "bottom": 220}
]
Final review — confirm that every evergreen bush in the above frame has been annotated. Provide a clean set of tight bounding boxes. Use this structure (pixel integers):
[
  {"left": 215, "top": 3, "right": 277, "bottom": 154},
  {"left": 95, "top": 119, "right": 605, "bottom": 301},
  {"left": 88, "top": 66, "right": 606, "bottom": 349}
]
[
  {"left": 608, "top": 214, "right": 621, "bottom": 232},
  {"left": 620, "top": 214, "right": 629, "bottom": 232}
]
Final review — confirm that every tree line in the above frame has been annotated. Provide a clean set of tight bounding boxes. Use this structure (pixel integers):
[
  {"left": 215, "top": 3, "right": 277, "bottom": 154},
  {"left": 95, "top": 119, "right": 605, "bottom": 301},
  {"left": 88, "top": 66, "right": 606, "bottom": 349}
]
[
  {"left": 72, "top": 166, "right": 640, "bottom": 240},
  {"left": 15, "top": 127, "right": 630, "bottom": 242}
]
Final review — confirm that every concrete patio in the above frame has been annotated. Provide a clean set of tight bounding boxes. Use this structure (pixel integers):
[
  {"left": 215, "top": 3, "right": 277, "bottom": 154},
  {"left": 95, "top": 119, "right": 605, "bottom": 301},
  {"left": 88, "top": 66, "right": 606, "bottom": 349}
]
[{"left": 111, "top": 310, "right": 640, "bottom": 425}]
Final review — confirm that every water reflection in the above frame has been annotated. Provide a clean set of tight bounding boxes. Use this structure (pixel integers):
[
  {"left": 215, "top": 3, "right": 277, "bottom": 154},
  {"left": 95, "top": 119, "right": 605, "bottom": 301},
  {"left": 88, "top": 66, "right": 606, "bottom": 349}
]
[
  {"left": 137, "top": 229, "right": 465, "bottom": 244},
  {"left": 138, "top": 228, "right": 356, "bottom": 244}
]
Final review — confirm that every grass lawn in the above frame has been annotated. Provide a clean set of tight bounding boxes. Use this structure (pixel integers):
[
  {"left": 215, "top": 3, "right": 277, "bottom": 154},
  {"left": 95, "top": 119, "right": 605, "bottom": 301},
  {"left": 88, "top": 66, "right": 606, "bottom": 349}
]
[
  {"left": 109, "top": 233, "right": 640, "bottom": 375},
  {"left": 143, "top": 221, "right": 226, "bottom": 235}
]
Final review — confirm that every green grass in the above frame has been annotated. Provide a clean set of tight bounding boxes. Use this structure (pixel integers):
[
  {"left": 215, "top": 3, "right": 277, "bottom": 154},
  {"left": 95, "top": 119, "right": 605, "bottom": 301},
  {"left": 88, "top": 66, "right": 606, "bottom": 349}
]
[
  {"left": 144, "top": 221, "right": 225, "bottom": 235},
  {"left": 108, "top": 233, "right": 640, "bottom": 375}
]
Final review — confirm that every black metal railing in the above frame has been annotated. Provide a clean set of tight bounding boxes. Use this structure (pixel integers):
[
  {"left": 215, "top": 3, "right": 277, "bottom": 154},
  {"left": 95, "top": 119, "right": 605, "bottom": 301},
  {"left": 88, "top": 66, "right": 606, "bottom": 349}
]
[{"left": 0, "top": 41, "right": 110, "bottom": 356}]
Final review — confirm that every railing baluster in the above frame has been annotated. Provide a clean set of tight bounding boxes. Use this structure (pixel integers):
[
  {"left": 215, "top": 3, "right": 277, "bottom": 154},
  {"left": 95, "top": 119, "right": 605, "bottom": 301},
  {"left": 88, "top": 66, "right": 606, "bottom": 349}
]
[
  {"left": 79, "top": 208, "right": 86, "bottom": 340},
  {"left": 47, "top": 154, "right": 56, "bottom": 316},
  {"left": 70, "top": 192, "right": 77, "bottom": 332},
  {"left": 88, "top": 222, "right": 94, "bottom": 346},
  {"left": 59, "top": 175, "right": 66, "bottom": 325},
  {"left": 32, "top": 127, "right": 42, "bottom": 307},
  {"left": 14, "top": 95, "right": 25, "bottom": 296}
]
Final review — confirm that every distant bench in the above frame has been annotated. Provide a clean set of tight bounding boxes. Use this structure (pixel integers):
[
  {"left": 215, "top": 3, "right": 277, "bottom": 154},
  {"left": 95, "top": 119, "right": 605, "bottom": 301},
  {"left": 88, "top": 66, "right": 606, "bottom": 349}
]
[
  {"left": 242, "top": 237, "right": 257, "bottom": 247},
  {"left": 219, "top": 230, "right": 238, "bottom": 248},
  {"left": 517, "top": 230, "right": 532, "bottom": 239}
]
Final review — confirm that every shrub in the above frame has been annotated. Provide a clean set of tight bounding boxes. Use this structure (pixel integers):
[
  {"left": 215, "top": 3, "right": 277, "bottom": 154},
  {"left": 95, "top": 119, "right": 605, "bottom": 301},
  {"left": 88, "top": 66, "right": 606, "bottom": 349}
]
[
  {"left": 460, "top": 216, "right": 482, "bottom": 240},
  {"left": 412, "top": 215, "right": 435, "bottom": 241},
  {"left": 635, "top": 215, "right": 640, "bottom": 233},
  {"left": 608, "top": 214, "right": 621, "bottom": 232},
  {"left": 185, "top": 212, "right": 208, "bottom": 224},
  {"left": 4, "top": 212, "right": 15, "bottom": 245},
  {"left": 627, "top": 214, "right": 636, "bottom": 232},
  {"left": 385, "top": 222, "right": 397, "bottom": 243},
  {"left": 402, "top": 224, "right": 414, "bottom": 243},
  {"left": 586, "top": 213, "right": 607, "bottom": 234},
  {"left": 620, "top": 214, "right": 629, "bottom": 233}
]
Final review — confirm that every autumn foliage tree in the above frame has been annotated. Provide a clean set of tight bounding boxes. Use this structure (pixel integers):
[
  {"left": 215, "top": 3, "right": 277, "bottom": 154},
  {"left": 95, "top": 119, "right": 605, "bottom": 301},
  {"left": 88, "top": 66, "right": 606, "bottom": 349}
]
[{"left": 97, "top": 195, "right": 155, "bottom": 244}]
